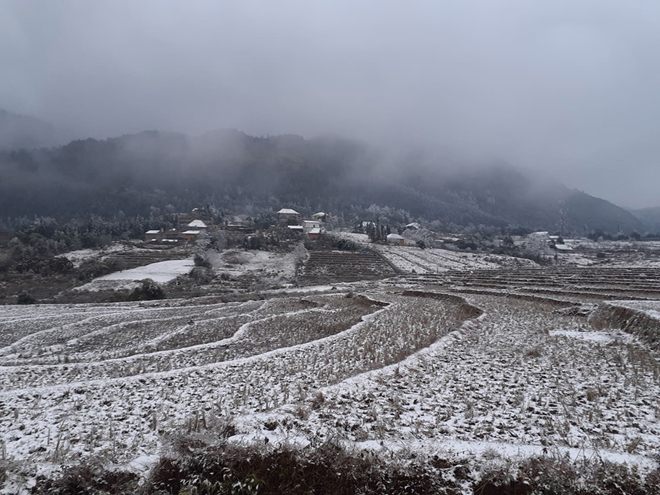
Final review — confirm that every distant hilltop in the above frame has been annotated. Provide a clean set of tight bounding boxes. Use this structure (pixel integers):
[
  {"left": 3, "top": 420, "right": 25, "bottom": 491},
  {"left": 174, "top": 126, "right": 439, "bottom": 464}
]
[
  {"left": 0, "top": 129, "right": 648, "bottom": 234},
  {"left": 0, "top": 109, "right": 70, "bottom": 151}
]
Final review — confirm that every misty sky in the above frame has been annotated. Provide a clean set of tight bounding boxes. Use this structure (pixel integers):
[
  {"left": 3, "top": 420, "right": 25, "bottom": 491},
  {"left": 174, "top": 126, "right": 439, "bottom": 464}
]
[{"left": 2, "top": 1, "right": 660, "bottom": 207}]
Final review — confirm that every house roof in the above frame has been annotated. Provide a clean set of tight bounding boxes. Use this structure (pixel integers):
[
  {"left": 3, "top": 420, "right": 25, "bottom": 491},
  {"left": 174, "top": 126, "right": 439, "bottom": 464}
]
[
  {"left": 387, "top": 233, "right": 405, "bottom": 240},
  {"left": 278, "top": 208, "right": 299, "bottom": 215},
  {"left": 309, "top": 228, "right": 322, "bottom": 234},
  {"left": 288, "top": 225, "right": 304, "bottom": 230},
  {"left": 303, "top": 220, "right": 320, "bottom": 225},
  {"left": 145, "top": 230, "right": 160, "bottom": 234},
  {"left": 555, "top": 244, "right": 573, "bottom": 251},
  {"left": 188, "top": 220, "right": 208, "bottom": 228},
  {"left": 182, "top": 230, "right": 200, "bottom": 235},
  {"left": 406, "top": 222, "right": 421, "bottom": 229},
  {"left": 312, "top": 212, "right": 325, "bottom": 217}
]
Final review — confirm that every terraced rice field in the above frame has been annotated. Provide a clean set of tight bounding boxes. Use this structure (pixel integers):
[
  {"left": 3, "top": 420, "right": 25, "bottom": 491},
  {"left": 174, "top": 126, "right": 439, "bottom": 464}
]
[
  {"left": 372, "top": 245, "right": 538, "bottom": 273},
  {"left": 2, "top": 258, "right": 660, "bottom": 489},
  {"left": 299, "top": 250, "right": 397, "bottom": 284}
]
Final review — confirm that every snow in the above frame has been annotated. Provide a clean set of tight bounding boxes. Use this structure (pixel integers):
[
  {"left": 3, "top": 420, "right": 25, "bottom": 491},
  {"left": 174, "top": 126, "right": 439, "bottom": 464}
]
[
  {"left": 549, "top": 329, "right": 633, "bottom": 343},
  {"left": 63, "top": 243, "right": 130, "bottom": 267},
  {"left": 212, "top": 250, "right": 297, "bottom": 281},
  {"left": 74, "top": 259, "right": 195, "bottom": 291},
  {"left": 372, "top": 244, "right": 538, "bottom": 273},
  {"left": 98, "top": 258, "right": 194, "bottom": 283},
  {"left": 277, "top": 208, "right": 299, "bottom": 215},
  {"left": 3, "top": 255, "right": 660, "bottom": 487},
  {"left": 187, "top": 220, "right": 207, "bottom": 228}
]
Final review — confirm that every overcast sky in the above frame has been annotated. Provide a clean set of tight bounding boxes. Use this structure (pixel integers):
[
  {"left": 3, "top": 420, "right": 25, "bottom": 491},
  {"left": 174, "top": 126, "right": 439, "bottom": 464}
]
[{"left": 2, "top": 0, "right": 660, "bottom": 207}]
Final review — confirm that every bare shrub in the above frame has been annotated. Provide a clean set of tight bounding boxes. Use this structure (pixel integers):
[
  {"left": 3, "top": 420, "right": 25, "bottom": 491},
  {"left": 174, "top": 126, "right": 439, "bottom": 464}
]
[
  {"left": 585, "top": 389, "right": 598, "bottom": 402},
  {"left": 525, "top": 347, "right": 542, "bottom": 358},
  {"left": 128, "top": 279, "right": 166, "bottom": 301},
  {"left": 476, "top": 455, "right": 659, "bottom": 495},
  {"left": 148, "top": 439, "right": 468, "bottom": 495},
  {"left": 30, "top": 458, "right": 139, "bottom": 494}
]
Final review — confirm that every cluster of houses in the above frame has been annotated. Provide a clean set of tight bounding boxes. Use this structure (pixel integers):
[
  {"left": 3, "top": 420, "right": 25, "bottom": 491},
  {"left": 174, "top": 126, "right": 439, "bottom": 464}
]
[
  {"left": 144, "top": 208, "right": 329, "bottom": 243},
  {"left": 278, "top": 208, "right": 325, "bottom": 239},
  {"left": 144, "top": 219, "right": 210, "bottom": 243},
  {"left": 524, "top": 231, "right": 575, "bottom": 254},
  {"left": 141, "top": 210, "right": 576, "bottom": 254}
]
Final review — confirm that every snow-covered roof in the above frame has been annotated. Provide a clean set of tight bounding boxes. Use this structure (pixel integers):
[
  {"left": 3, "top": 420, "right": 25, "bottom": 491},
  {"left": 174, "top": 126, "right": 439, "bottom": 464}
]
[
  {"left": 303, "top": 220, "right": 320, "bottom": 225},
  {"left": 278, "top": 208, "right": 299, "bottom": 215},
  {"left": 312, "top": 212, "right": 325, "bottom": 218},
  {"left": 288, "top": 225, "right": 304, "bottom": 230},
  {"left": 181, "top": 230, "right": 200, "bottom": 235},
  {"left": 406, "top": 222, "right": 421, "bottom": 229},
  {"left": 555, "top": 244, "right": 574, "bottom": 251},
  {"left": 145, "top": 230, "right": 160, "bottom": 235},
  {"left": 187, "top": 220, "right": 208, "bottom": 228},
  {"left": 387, "top": 233, "right": 405, "bottom": 240},
  {"left": 309, "top": 228, "right": 322, "bottom": 234}
]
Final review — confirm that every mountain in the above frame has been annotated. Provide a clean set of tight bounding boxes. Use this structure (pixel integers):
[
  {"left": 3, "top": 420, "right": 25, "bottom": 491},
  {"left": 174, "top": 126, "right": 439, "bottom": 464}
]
[
  {"left": 630, "top": 207, "right": 660, "bottom": 233},
  {"left": 0, "top": 109, "right": 69, "bottom": 151},
  {"left": 0, "top": 129, "right": 645, "bottom": 234}
]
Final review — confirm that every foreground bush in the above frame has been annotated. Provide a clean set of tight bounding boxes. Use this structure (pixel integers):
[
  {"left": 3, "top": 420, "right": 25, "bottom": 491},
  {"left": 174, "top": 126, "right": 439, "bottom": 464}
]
[
  {"left": 146, "top": 440, "right": 660, "bottom": 495},
  {"left": 148, "top": 440, "right": 463, "bottom": 495},
  {"left": 476, "top": 454, "right": 660, "bottom": 495},
  {"left": 31, "top": 460, "right": 139, "bottom": 494},
  {"left": 16, "top": 290, "right": 36, "bottom": 304},
  {"left": 25, "top": 440, "right": 660, "bottom": 494},
  {"left": 128, "top": 279, "right": 166, "bottom": 301}
]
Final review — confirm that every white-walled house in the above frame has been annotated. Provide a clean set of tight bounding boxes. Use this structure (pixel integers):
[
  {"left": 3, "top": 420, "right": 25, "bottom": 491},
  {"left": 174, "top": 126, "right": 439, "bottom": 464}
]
[{"left": 302, "top": 220, "right": 322, "bottom": 233}]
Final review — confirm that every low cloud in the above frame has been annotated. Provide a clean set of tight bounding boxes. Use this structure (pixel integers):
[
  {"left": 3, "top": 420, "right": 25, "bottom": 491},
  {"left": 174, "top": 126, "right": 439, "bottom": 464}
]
[{"left": 2, "top": 0, "right": 659, "bottom": 207}]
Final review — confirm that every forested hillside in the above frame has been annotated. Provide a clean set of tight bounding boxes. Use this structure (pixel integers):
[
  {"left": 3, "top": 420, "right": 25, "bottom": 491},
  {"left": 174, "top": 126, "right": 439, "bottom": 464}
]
[{"left": 0, "top": 129, "right": 646, "bottom": 234}]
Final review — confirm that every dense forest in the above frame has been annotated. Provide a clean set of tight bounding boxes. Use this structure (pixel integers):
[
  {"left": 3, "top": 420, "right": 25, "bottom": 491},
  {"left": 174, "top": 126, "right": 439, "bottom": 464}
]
[{"left": 0, "top": 128, "right": 647, "bottom": 234}]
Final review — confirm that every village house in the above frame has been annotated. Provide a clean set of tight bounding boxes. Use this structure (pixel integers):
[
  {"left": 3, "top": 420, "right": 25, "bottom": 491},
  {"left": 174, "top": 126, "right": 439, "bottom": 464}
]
[
  {"left": 187, "top": 219, "right": 208, "bottom": 229},
  {"left": 163, "top": 229, "right": 180, "bottom": 243},
  {"left": 277, "top": 208, "right": 300, "bottom": 223},
  {"left": 307, "top": 227, "right": 323, "bottom": 240},
  {"left": 144, "top": 228, "right": 182, "bottom": 243},
  {"left": 225, "top": 214, "right": 252, "bottom": 231},
  {"left": 180, "top": 230, "right": 200, "bottom": 241},
  {"left": 387, "top": 233, "right": 405, "bottom": 245},
  {"left": 302, "top": 220, "right": 322, "bottom": 233},
  {"left": 553, "top": 243, "right": 574, "bottom": 253},
  {"left": 144, "top": 229, "right": 162, "bottom": 242}
]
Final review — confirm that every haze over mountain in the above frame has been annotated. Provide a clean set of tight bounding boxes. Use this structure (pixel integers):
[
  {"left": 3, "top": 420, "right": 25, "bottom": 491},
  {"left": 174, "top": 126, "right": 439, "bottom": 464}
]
[
  {"left": 0, "top": 109, "right": 69, "bottom": 151},
  {"left": 631, "top": 207, "right": 660, "bottom": 234},
  {"left": 3, "top": 1, "right": 660, "bottom": 209},
  {"left": 0, "top": 129, "right": 645, "bottom": 234}
]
